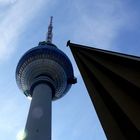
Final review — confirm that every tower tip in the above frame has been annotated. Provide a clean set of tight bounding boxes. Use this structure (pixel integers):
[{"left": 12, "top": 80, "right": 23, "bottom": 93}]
[{"left": 50, "top": 16, "right": 53, "bottom": 23}]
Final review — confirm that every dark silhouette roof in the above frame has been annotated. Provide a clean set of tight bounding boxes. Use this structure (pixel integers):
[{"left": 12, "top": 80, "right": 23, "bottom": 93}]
[{"left": 67, "top": 41, "right": 140, "bottom": 140}]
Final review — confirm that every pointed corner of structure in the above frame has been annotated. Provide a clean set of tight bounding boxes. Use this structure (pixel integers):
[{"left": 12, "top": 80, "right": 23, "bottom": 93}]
[{"left": 67, "top": 40, "right": 71, "bottom": 47}]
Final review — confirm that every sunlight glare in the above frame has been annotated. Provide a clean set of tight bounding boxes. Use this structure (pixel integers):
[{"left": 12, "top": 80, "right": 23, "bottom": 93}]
[{"left": 16, "top": 129, "right": 26, "bottom": 140}]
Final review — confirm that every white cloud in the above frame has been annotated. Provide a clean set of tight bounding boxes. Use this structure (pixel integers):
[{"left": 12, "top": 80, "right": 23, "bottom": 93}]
[
  {"left": 0, "top": 0, "right": 50, "bottom": 61},
  {"left": 0, "top": 0, "right": 17, "bottom": 5},
  {"left": 72, "top": 0, "right": 134, "bottom": 49}
]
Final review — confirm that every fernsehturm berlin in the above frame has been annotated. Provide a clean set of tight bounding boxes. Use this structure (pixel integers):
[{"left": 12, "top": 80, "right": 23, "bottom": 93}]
[{"left": 16, "top": 17, "right": 76, "bottom": 140}]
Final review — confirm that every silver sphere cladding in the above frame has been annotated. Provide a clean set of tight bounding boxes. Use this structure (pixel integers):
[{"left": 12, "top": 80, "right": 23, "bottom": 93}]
[{"left": 16, "top": 42, "right": 76, "bottom": 100}]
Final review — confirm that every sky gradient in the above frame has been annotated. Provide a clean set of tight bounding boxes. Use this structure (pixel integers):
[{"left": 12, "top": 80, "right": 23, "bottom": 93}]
[{"left": 0, "top": 0, "right": 140, "bottom": 139}]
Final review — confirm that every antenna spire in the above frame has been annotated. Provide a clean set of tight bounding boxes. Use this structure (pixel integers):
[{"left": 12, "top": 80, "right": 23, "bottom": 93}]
[{"left": 46, "top": 16, "right": 53, "bottom": 43}]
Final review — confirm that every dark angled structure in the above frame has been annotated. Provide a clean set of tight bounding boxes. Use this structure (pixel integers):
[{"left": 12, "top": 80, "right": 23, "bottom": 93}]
[
  {"left": 16, "top": 17, "right": 76, "bottom": 140},
  {"left": 67, "top": 41, "right": 140, "bottom": 140}
]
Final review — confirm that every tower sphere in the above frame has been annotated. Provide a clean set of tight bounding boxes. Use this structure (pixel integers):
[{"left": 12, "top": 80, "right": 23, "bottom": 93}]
[{"left": 16, "top": 41, "right": 76, "bottom": 100}]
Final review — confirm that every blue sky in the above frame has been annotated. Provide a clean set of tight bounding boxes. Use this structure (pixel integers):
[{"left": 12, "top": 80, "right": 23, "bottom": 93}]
[{"left": 0, "top": 0, "right": 140, "bottom": 139}]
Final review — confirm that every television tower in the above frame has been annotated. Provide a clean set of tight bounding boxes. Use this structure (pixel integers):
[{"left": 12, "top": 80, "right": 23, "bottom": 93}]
[{"left": 16, "top": 17, "right": 77, "bottom": 140}]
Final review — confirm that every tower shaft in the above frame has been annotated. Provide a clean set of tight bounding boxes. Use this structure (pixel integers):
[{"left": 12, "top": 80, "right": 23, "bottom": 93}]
[{"left": 25, "top": 83, "right": 52, "bottom": 140}]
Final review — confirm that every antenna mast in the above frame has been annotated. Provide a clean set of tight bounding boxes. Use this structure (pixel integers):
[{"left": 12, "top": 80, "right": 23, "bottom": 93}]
[{"left": 46, "top": 16, "right": 53, "bottom": 43}]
